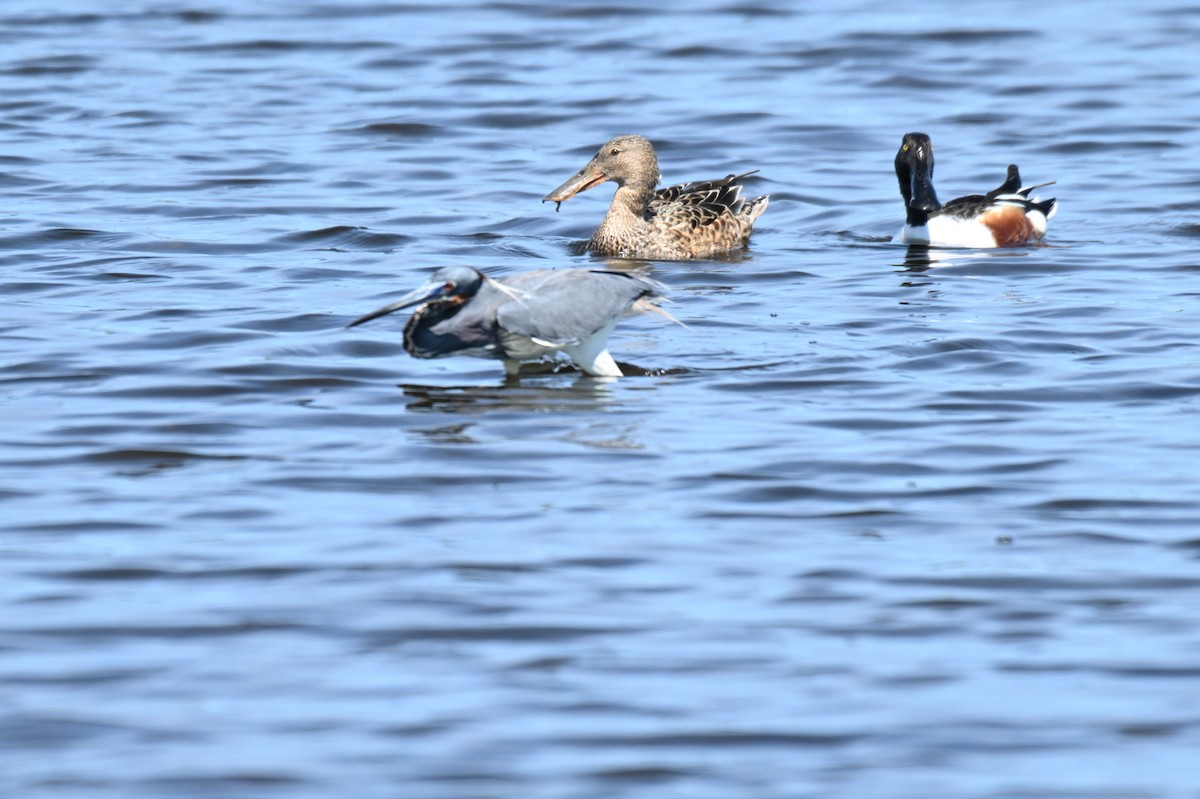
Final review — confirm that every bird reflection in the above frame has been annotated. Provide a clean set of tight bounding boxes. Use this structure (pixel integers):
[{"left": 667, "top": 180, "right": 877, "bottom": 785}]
[
  {"left": 398, "top": 378, "right": 652, "bottom": 451},
  {"left": 898, "top": 244, "right": 948, "bottom": 273},
  {"left": 398, "top": 376, "right": 617, "bottom": 415}
]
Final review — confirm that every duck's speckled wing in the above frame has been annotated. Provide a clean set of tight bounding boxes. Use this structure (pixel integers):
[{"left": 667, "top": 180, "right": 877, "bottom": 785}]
[{"left": 649, "top": 170, "right": 760, "bottom": 230}]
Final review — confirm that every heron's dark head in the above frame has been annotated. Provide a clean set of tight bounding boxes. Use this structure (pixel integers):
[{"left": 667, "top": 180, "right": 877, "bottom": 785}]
[
  {"left": 542, "top": 134, "right": 660, "bottom": 208},
  {"left": 346, "top": 265, "right": 483, "bottom": 329},
  {"left": 895, "top": 131, "right": 940, "bottom": 222}
]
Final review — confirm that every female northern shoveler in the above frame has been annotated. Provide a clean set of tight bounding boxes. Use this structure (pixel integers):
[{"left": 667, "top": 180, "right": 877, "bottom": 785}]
[
  {"left": 543, "top": 134, "right": 769, "bottom": 260},
  {"left": 893, "top": 132, "right": 1057, "bottom": 248}
]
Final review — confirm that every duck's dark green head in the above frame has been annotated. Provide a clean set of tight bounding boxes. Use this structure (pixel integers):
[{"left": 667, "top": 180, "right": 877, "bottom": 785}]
[{"left": 895, "top": 131, "right": 941, "bottom": 224}]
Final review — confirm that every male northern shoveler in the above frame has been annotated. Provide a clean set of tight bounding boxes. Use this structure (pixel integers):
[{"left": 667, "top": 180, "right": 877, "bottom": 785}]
[
  {"left": 543, "top": 134, "right": 769, "bottom": 260},
  {"left": 893, "top": 132, "right": 1057, "bottom": 248}
]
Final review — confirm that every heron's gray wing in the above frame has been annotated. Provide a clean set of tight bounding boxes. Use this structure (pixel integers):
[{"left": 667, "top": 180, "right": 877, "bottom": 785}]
[{"left": 496, "top": 270, "right": 664, "bottom": 346}]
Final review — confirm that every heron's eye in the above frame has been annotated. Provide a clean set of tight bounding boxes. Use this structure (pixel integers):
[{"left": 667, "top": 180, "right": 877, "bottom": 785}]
[{"left": 442, "top": 281, "right": 455, "bottom": 292}]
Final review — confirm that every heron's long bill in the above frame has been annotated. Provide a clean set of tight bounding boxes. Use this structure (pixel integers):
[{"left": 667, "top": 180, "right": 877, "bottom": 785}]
[
  {"left": 346, "top": 279, "right": 446, "bottom": 329},
  {"left": 541, "top": 165, "right": 607, "bottom": 210}
]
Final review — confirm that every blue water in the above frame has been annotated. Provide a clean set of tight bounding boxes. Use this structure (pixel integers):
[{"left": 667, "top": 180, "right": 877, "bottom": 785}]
[{"left": 3, "top": 2, "right": 1200, "bottom": 797}]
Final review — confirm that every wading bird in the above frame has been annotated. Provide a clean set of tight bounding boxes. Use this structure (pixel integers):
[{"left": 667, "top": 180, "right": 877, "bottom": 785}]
[{"left": 346, "top": 265, "right": 673, "bottom": 378}]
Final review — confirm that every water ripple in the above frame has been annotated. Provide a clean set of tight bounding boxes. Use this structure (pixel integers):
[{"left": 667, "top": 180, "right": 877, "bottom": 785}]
[{"left": 3, "top": 2, "right": 1200, "bottom": 797}]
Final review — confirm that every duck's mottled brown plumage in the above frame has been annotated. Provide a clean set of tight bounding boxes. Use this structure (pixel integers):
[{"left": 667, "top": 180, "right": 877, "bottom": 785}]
[{"left": 543, "top": 134, "right": 769, "bottom": 260}]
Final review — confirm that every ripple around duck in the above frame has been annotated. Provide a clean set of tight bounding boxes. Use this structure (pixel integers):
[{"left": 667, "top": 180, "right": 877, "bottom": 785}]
[
  {"left": 171, "top": 38, "right": 393, "bottom": 54},
  {"left": 12, "top": 520, "right": 165, "bottom": 534},
  {"left": 340, "top": 121, "right": 449, "bottom": 138},
  {"left": 273, "top": 225, "right": 412, "bottom": 251},
  {"left": 231, "top": 313, "right": 339, "bottom": 333},
  {"left": 77, "top": 448, "right": 253, "bottom": 466}
]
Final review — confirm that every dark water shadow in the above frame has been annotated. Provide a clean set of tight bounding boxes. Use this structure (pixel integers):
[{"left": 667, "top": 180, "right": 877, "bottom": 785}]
[
  {"left": 395, "top": 360, "right": 685, "bottom": 416},
  {"left": 398, "top": 377, "right": 614, "bottom": 418},
  {"left": 894, "top": 243, "right": 1065, "bottom": 275}
]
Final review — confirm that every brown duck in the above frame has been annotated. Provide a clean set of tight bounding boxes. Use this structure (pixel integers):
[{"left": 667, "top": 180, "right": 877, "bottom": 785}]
[{"left": 543, "top": 134, "right": 769, "bottom": 260}]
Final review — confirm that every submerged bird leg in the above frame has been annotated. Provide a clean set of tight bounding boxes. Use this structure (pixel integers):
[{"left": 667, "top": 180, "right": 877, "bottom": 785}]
[
  {"left": 560, "top": 318, "right": 625, "bottom": 378},
  {"left": 568, "top": 345, "right": 623, "bottom": 378},
  {"left": 583, "top": 350, "right": 622, "bottom": 378}
]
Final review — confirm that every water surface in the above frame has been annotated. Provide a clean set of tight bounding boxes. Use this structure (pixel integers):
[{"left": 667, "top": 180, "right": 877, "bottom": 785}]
[{"left": 3, "top": 2, "right": 1200, "bottom": 797}]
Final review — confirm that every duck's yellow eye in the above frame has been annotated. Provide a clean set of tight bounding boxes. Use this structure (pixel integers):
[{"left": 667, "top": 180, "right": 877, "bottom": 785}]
[{"left": 902, "top": 144, "right": 909, "bottom": 152}]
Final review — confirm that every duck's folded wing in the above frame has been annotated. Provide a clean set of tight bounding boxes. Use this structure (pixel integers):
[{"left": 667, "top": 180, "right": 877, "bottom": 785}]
[
  {"left": 655, "top": 187, "right": 746, "bottom": 228},
  {"left": 650, "top": 171, "right": 758, "bottom": 228}
]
